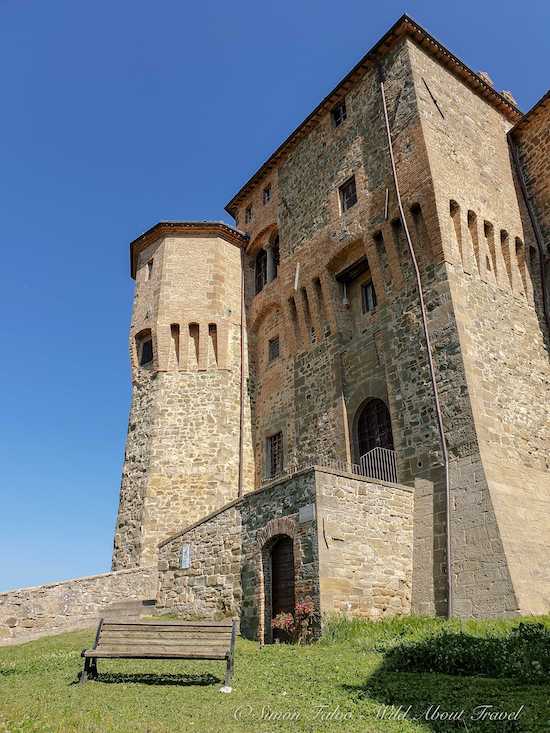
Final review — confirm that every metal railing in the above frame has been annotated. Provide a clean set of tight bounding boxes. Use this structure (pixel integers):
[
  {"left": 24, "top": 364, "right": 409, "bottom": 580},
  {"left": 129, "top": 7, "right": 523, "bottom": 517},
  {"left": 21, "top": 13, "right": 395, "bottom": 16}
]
[
  {"left": 262, "top": 448, "right": 398, "bottom": 485},
  {"left": 358, "top": 447, "right": 398, "bottom": 484}
]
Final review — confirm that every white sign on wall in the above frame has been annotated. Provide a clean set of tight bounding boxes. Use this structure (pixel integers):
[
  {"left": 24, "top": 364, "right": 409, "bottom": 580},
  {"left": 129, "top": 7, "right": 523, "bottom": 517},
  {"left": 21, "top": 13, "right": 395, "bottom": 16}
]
[
  {"left": 299, "top": 503, "right": 315, "bottom": 524},
  {"left": 180, "top": 544, "right": 191, "bottom": 569}
]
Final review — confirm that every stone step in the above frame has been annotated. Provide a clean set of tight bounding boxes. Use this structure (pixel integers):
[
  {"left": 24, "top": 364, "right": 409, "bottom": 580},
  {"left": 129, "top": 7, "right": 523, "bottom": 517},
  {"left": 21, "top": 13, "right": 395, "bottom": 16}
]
[
  {"left": 102, "top": 598, "right": 156, "bottom": 620},
  {"left": 104, "top": 598, "right": 156, "bottom": 610}
]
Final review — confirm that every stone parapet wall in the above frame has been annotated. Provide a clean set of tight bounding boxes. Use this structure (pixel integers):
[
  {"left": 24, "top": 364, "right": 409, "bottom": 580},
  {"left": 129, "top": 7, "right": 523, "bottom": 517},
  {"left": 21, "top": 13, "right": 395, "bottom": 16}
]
[
  {"left": 158, "top": 505, "right": 243, "bottom": 621},
  {"left": 316, "top": 469, "right": 414, "bottom": 618},
  {"left": 157, "top": 468, "right": 414, "bottom": 639},
  {"left": 0, "top": 567, "right": 157, "bottom": 645}
]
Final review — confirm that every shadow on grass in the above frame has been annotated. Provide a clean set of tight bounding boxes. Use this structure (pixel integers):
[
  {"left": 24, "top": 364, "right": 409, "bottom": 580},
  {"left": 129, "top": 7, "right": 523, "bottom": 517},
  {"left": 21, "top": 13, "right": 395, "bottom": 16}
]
[
  {"left": 343, "top": 626, "right": 550, "bottom": 732},
  {"left": 0, "top": 669, "right": 17, "bottom": 678},
  {"left": 73, "top": 672, "right": 220, "bottom": 686}
]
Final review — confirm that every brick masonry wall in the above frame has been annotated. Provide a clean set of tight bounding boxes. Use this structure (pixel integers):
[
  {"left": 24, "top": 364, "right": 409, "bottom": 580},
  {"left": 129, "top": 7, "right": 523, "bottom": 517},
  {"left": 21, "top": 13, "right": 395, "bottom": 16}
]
[
  {"left": 514, "top": 99, "right": 550, "bottom": 253},
  {"left": 316, "top": 470, "right": 414, "bottom": 618},
  {"left": 0, "top": 567, "right": 156, "bottom": 645}
]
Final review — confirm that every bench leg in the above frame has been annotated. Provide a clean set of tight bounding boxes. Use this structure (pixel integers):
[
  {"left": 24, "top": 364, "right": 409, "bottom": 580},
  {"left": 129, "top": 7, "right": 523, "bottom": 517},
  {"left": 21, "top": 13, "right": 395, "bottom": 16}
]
[
  {"left": 89, "top": 659, "right": 98, "bottom": 680},
  {"left": 220, "top": 655, "right": 234, "bottom": 693},
  {"left": 79, "top": 657, "right": 91, "bottom": 684}
]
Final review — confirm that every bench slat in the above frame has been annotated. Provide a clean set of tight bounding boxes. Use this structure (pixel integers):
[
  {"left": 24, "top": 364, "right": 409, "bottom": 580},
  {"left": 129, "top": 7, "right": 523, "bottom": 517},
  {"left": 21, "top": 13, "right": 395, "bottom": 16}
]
[
  {"left": 84, "top": 649, "right": 228, "bottom": 659},
  {"left": 99, "top": 631, "right": 231, "bottom": 642},
  {"left": 97, "top": 639, "right": 230, "bottom": 649},
  {"left": 101, "top": 622, "right": 232, "bottom": 630}
]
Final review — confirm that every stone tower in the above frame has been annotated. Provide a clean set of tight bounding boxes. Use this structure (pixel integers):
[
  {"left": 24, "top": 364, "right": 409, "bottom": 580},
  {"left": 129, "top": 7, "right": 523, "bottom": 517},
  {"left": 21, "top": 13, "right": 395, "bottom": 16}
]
[{"left": 112, "top": 222, "right": 253, "bottom": 569}]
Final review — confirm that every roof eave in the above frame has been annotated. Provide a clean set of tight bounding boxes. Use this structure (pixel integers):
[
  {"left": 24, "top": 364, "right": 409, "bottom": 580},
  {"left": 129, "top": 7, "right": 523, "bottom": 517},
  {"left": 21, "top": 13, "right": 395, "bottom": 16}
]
[
  {"left": 129, "top": 221, "right": 248, "bottom": 278},
  {"left": 224, "top": 13, "right": 522, "bottom": 216},
  {"left": 510, "top": 90, "right": 550, "bottom": 136}
]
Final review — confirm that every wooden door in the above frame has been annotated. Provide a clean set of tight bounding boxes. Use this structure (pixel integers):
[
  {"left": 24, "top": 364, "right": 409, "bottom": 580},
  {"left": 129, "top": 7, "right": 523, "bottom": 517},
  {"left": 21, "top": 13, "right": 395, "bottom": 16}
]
[{"left": 270, "top": 535, "right": 295, "bottom": 640}]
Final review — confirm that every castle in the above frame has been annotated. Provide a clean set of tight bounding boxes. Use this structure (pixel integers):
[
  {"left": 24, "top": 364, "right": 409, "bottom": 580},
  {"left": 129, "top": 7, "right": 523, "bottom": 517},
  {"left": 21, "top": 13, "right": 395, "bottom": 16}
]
[
  {"left": 110, "top": 15, "right": 550, "bottom": 639},
  {"left": 3, "top": 15, "right": 548, "bottom": 646}
]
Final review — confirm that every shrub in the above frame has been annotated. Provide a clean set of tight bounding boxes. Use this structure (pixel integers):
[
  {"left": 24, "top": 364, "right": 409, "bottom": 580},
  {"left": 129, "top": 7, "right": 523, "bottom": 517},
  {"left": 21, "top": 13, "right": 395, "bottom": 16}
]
[
  {"left": 272, "top": 601, "right": 318, "bottom": 644},
  {"left": 384, "top": 622, "right": 550, "bottom": 682}
]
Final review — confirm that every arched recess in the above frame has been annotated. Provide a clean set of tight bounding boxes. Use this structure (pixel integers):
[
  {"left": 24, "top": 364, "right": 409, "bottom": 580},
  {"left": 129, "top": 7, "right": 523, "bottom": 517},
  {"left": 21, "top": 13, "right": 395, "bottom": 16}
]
[
  {"left": 255, "top": 517, "right": 301, "bottom": 644},
  {"left": 134, "top": 328, "right": 154, "bottom": 368},
  {"left": 247, "top": 223, "right": 279, "bottom": 257},
  {"left": 352, "top": 397, "right": 394, "bottom": 462}
]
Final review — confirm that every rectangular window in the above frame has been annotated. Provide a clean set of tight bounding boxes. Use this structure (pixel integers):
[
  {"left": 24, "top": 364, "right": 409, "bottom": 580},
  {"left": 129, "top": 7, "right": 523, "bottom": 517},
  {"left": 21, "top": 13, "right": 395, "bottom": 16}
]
[
  {"left": 139, "top": 337, "right": 153, "bottom": 366},
  {"left": 339, "top": 176, "right": 357, "bottom": 212},
  {"left": 245, "top": 204, "right": 253, "bottom": 224},
  {"left": 268, "top": 336, "right": 280, "bottom": 362},
  {"left": 262, "top": 184, "right": 271, "bottom": 204},
  {"left": 361, "top": 280, "right": 377, "bottom": 314},
  {"left": 331, "top": 99, "right": 347, "bottom": 127},
  {"left": 146, "top": 260, "right": 153, "bottom": 280},
  {"left": 266, "top": 431, "right": 283, "bottom": 478}
]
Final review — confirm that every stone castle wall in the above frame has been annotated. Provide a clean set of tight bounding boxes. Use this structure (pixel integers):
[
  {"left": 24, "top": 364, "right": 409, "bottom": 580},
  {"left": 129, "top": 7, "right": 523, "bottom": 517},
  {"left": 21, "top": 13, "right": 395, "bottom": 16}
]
[
  {"left": 411, "top": 39, "right": 550, "bottom": 615},
  {"left": 157, "top": 468, "right": 414, "bottom": 637},
  {"left": 316, "top": 470, "right": 414, "bottom": 618},
  {"left": 110, "top": 24, "right": 550, "bottom": 619},
  {"left": 157, "top": 470, "right": 319, "bottom": 641},
  {"left": 227, "top": 36, "right": 550, "bottom": 618},
  {"left": 235, "top": 39, "right": 451, "bottom": 614},
  {"left": 0, "top": 567, "right": 156, "bottom": 645}
]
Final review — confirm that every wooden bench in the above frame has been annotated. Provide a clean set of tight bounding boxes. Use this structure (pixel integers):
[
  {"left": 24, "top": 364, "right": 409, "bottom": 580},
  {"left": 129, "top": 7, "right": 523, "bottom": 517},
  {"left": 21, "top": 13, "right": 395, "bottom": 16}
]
[{"left": 79, "top": 619, "right": 237, "bottom": 691}]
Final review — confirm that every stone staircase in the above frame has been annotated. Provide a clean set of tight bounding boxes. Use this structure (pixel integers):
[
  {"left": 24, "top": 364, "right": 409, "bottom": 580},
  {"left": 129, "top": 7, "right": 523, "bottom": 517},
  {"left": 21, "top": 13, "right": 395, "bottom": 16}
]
[{"left": 101, "top": 598, "right": 157, "bottom": 621}]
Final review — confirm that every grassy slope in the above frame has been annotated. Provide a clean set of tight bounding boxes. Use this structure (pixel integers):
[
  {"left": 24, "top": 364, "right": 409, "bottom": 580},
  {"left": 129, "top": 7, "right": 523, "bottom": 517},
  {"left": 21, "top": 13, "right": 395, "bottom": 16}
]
[{"left": 0, "top": 617, "right": 549, "bottom": 733}]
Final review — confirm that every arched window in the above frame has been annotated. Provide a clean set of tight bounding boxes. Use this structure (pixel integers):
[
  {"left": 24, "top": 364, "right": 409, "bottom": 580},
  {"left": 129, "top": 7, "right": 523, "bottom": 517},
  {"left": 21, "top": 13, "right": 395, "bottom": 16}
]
[
  {"left": 357, "top": 398, "right": 394, "bottom": 457},
  {"left": 255, "top": 249, "right": 268, "bottom": 294}
]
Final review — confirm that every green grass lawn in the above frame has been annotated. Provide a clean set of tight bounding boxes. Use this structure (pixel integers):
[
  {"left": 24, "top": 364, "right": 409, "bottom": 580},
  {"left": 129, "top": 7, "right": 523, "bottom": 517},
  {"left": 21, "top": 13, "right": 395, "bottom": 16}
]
[{"left": 1, "top": 616, "right": 549, "bottom": 732}]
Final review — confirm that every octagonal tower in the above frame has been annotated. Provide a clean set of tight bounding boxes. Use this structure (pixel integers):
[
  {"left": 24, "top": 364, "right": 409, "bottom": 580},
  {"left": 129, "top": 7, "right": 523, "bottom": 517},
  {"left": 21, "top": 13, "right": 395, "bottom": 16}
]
[{"left": 112, "top": 222, "right": 253, "bottom": 569}]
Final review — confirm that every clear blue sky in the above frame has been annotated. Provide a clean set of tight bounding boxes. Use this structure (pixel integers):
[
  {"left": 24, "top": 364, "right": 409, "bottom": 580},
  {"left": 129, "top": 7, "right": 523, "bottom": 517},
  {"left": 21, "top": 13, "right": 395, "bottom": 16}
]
[{"left": 1, "top": 0, "right": 548, "bottom": 592}]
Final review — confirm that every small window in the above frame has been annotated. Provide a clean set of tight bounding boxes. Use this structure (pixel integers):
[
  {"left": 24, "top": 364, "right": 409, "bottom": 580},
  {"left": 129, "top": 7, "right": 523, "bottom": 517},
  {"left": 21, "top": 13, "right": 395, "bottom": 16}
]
[
  {"left": 339, "top": 176, "right": 357, "bottom": 212},
  {"left": 271, "top": 234, "right": 280, "bottom": 280},
  {"left": 255, "top": 249, "right": 268, "bottom": 294},
  {"left": 262, "top": 184, "right": 272, "bottom": 204},
  {"left": 245, "top": 205, "right": 253, "bottom": 224},
  {"left": 266, "top": 431, "right": 283, "bottom": 479},
  {"left": 361, "top": 280, "right": 377, "bottom": 314},
  {"left": 146, "top": 260, "right": 153, "bottom": 280},
  {"left": 138, "top": 337, "right": 153, "bottom": 366},
  {"left": 331, "top": 99, "right": 347, "bottom": 127},
  {"left": 268, "top": 336, "right": 280, "bottom": 362}
]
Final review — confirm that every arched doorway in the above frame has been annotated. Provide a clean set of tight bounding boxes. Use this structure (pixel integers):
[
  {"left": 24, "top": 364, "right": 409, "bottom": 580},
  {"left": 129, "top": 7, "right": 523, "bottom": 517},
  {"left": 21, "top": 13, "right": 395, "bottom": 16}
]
[
  {"left": 356, "top": 398, "right": 394, "bottom": 456},
  {"left": 268, "top": 535, "right": 295, "bottom": 641}
]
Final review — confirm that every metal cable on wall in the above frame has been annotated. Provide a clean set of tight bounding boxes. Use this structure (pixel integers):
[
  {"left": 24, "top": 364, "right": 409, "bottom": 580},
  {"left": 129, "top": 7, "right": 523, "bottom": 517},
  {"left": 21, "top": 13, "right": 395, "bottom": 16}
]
[{"left": 378, "top": 63, "right": 453, "bottom": 617}]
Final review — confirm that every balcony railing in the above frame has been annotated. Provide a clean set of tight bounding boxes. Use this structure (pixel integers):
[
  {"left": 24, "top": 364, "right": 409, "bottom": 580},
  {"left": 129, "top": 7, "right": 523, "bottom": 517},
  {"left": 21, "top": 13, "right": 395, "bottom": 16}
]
[
  {"left": 262, "top": 447, "right": 398, "bottom": 485},
  {"left": 358, "top": 447, "right": 398, "bottom": 484}
]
